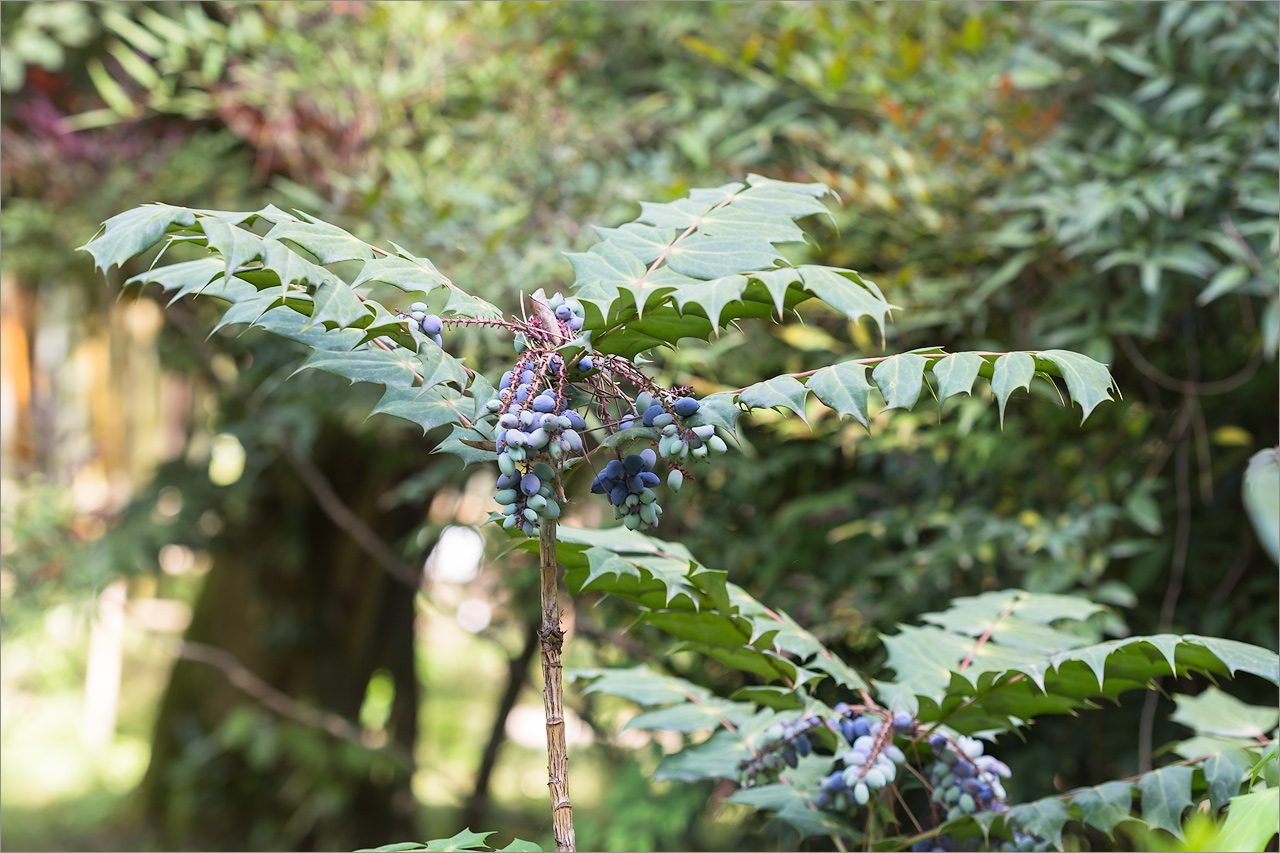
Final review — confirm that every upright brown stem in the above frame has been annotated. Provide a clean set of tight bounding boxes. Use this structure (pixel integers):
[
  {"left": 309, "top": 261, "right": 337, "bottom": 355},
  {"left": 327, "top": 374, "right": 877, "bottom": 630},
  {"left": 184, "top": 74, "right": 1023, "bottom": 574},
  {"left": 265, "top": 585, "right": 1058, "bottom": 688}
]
[{"left": 538, "top": 520, "right": 576, "bottom": 852}]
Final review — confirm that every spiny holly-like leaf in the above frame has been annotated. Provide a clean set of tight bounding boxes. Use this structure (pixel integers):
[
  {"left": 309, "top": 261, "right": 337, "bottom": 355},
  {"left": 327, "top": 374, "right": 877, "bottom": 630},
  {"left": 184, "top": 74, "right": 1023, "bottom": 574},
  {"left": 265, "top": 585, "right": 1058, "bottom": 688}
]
[
  {"left": 254, "top": 307, "right": 365, "bottom": 352},
  {"left": 1137, "top": 765, "right": 1194, "bottom": 839},
  {"left": 931, "top": 351, "right": 986, "bottom": 401},
  {"left": 263, "top": 213, "right": 375, "bottom": 264},
  {"left": 655, "top": 728, "right": 754, "bottom": 783},
  {"left": 309, "top": 279, "right": 369, "bottom": 329},
  {"left": 1201, "top": 749, "right": 1255, "bottom": 812},
  {"left": 681, "top": 391, "right": 744, "bottom": 434},
  {"left": 807, "top": 361, "right": 873, "bottom": 427},
  {"left": 125, "top": 256, "right": 223, "bottom": 301},
  {"left": 598, "top": 425, "right": 662, "bottom": 450},
  {"left": 200, "top": 217, "right": 270, "bottom": 281},
  {"left": 352, "top": 254, "right": 452, "bottom": 294},
  {"left": 295, "top": 347, "right": 421, "bottom": 387},
  {"left": 550, "top": 525, "right": 867, "bottom": 691},
  {"left": 572, "top": 666, "right": 713, "bottom": 708},
  {"left": 626, "top": 695, "right": 756, "bottom": 733},
  {"left": 1217, "top": 788, "right": 1280, "bottom": 852},
  {"left": 1006, "top": 798, "right": 1072, "bottom": 850},
  {"left": 872, "top": 353, "right": 928, "bottom": 411},
  {"left": 669, "top": 274, "right": 750, "bottom": 328},
  {"left": 570, "top": 176, "right": 890, "bottom": 353},
  {"left": 415, "top": 342, "right": 469, "bottom": 392},
  {"left": 370, "top": 386, "right": 475, "bottom": 435},
  {"left": 992, "top": 352, "right": 1036, "bottom": 427},
  {"left": 79, "top": 203, "right": 197, "bottom": 273},
  {"left": 580, "top": 546, "right": 644, "bottom": 589},
  {"left": 1172, "top": 687, "right": 1279, "bottom": 740},
  {"left": 879, "top": 590, "right": 1278, "bottom": 726},
  {"left": 794, "top": 265, "right": 892, "bottom": 337},
  {"left": 495, "top": 840, "right": 541, "bottom": 853},
  {"left": 738, "top": 375, "right": 810, "bottom": 423},
  {"left": 421, "top": 828, "right": 496, "bottom": 852},
  {"left": 666, "top": 236, "right": 782, "bottom": 281},
  {"left": 1071, "top": 781, "right": 1136, "bottom": 839},
  {"left": 435, "top": 425, "right": 497, "bottom": 467},
  {"left": 85, "top": 204, "right": 504, "bottom": 463},
  {"left": 1035, "top": 350, "right": 1119, "bottom": 422}
]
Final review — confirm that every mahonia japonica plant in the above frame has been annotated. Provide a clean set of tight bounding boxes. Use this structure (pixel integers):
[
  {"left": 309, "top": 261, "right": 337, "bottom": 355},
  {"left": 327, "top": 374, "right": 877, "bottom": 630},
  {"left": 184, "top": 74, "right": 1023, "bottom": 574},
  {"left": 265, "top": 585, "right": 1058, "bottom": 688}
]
[{"left": 84, "top": 175, "right": 1137, "bottom": 852}]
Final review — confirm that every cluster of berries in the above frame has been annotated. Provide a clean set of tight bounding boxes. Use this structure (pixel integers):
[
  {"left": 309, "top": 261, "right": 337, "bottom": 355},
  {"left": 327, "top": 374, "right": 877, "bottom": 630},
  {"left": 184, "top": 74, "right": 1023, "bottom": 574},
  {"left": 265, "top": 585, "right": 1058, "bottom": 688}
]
[
  {"left": 405, "top": 301, "right": 444, "bottom": 347},
  {"left": 926, "top": 734, "right": 1011, "bottom": 819},
  {"left": 590, "top": 451, "right": 664, "bottom": 531}
]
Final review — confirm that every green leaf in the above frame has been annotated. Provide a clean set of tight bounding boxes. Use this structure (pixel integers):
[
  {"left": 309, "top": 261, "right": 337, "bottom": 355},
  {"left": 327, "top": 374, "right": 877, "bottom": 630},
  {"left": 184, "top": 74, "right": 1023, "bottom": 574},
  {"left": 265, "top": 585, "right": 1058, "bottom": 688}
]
[
  {"left": 872, "top": 353, "right": 927, "bottom": 411},
  {"left": 435, "top": 424, "right": 497, "bottom": 467},
  {"left": 80, "top": 203, "right": 196, "bottom": 273},
  {"left": 807, "top": 361, "right": 873, "bottom": 427},
  {"left": 1201, "top": 750, "right": 1255, "bottom": 813},
  {"left": 578, "top": 546, "right": 644, "bottom": 589},
  {"left": 681, "top": 391, "right": 744, "bottom": 434},
  {"left": 309, "top": 279, "right": 370, "bottom": 329},
  {"left": 626, "top": 698, "right": 753, "bottom": 733},
  {"left": 423, "top": 828, "right": 496, "bottom": 852},
  {"left": 1217, "top": 788, "right": 1280, "bottom": 852},
  {"left": 1244, "top": 449, "right": 1279, "bottom": 565},
  {"left": 1137, "top": 765, "right": 1194, "bottom": 839},
  {"left": 264, "top": 213, "right": 375, "bottom": 264},
  {"left": 669, "top": 274, "right": 749, "bottom": 328},
  {"left": 352, "top": 254, "right": 451, "bottom": 294},
  {"left": 738, "top": 376, "right": 810, "bottom": 423},
  {"left": 125, "top": 256, "right": 223, "bottom": 300},
  {"left": 796, "top": 265, "right": 892, "bottom": 336},
  {"left": 496, "top": 841, "right": 542, "bottom": 853},
  {"left": 597, "top": 425, "right": 662, "bottom": 451},
  {"left": 991, "top": 352, "right": 1035, "bottom": 426},
  {"left": 569, "top": 178, "right": 882, "bottom": 352},
  {"left": 370, "top": 387, "right": 472, "bottom": 434},
  {"left": 1006, "top": 798, "right": 1072, "bottom": 849},
  {"left": 200, "top": 217, "right": 268, "bottom": 280},
  {"left": 254, "top": 306, "right": 364, "bottom": 352},
  {"left": 295, "top": 347, "right": 421, "bottom": 387},
  {"left": 1198, "top": 263, "right": 1251, "bottom": 306},
  {"left": 931, "top": 352, "right": 986, "bottom": 401},
  {"left": 415, "top": 343, "right": 469, "bottom": 392},
  {"left": 1036, "top": 350, "right": 1118, "bottom": 423},
  {"left": 1072, "top": 781, "right": 1136, "bottom": 839},
  {"left": 655, "top": 728, "right": 753, "bottom": 782},
  {"left": 572, "top": 666, "right": 710, "bottom": 708},
  {"left": 1172, "top": 687, "right": 1279, "bottom": 740},
  {"left": 666, "top": 234, "right": 782, "bottom": 280}
]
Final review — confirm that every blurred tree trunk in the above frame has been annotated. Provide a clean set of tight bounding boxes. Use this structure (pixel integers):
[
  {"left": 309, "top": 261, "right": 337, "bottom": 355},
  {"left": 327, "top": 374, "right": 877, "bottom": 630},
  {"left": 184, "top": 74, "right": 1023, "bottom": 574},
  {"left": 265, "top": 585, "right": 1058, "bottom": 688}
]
[{"left": 140, "top": 427, "right": 427, "bottom": 852}]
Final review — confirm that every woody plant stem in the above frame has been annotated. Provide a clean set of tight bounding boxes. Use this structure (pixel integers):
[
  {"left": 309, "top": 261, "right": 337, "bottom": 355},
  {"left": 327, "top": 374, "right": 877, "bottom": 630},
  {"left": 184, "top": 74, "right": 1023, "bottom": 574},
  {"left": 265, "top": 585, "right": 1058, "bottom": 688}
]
[{"left": 538, "top": 519, "right": 575, "bottom": 851}]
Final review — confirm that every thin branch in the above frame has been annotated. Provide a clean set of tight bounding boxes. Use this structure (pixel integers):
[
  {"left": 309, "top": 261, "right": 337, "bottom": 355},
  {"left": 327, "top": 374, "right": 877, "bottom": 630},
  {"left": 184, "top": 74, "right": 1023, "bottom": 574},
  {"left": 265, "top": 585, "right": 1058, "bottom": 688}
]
[
  {"left": 175, "top": 640, "right": 412, "bottom": 768},
  {"left": 1116, "top": 333, "right": 1262, "bottom": 397},
  {"left": 278, "top": 438, "right": 423, "bottom": 590},
  {"left": 888, "top": 780, "right": 925, "bottom": 835}
]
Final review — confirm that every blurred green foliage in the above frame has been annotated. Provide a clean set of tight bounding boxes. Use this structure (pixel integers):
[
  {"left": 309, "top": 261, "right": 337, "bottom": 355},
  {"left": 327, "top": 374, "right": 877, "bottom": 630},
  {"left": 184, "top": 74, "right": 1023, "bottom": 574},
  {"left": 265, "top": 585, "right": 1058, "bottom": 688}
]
[{"left": 2, "top": 2, "right": 1276, "bottom": 851}]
